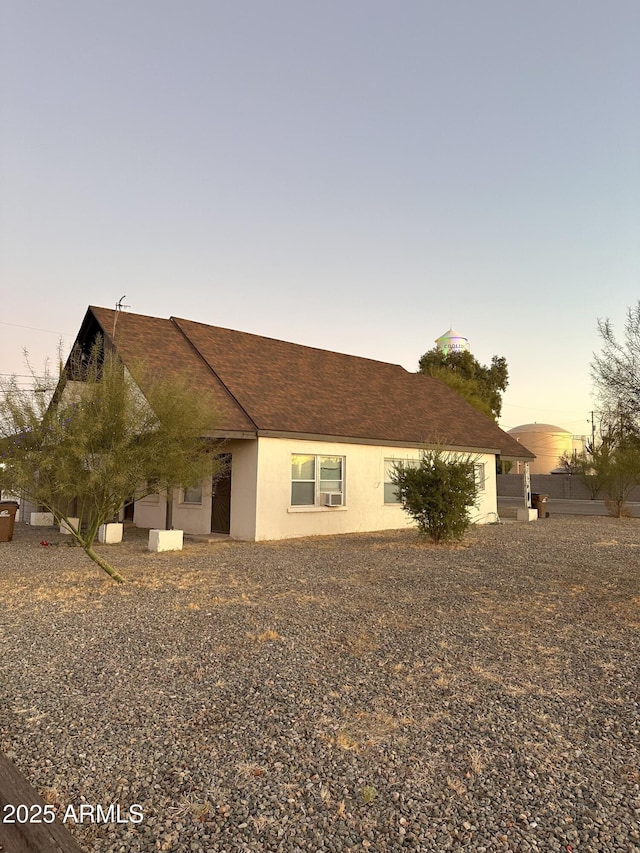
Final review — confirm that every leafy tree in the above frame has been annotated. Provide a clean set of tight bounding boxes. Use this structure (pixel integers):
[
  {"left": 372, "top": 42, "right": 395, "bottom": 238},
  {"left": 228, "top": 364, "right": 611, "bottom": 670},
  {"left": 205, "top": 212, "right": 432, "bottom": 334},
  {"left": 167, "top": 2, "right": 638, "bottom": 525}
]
[
  {"left": 0, "top": 340, "right": 223, "bottom": 583},
  {"left": 418, "top": 348, "right": 508, "bottom": 421},
  {"left": 391, "top": 448, "right": 479, "bottom": 543}
]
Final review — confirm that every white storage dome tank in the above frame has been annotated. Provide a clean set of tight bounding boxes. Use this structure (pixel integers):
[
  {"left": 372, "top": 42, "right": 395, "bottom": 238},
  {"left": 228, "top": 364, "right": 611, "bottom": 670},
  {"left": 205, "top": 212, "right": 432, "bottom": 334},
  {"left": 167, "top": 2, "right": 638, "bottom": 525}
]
[{"left": 507, "top": 423, "right": 573, "bottom": 474}]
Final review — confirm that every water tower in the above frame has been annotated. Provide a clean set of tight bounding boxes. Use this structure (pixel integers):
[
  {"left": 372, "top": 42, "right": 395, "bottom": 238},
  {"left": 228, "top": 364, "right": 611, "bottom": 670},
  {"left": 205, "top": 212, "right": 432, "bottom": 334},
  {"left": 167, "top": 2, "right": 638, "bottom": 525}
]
[{"left": 435, "top": 327, "right": 470, "bottom": 356}]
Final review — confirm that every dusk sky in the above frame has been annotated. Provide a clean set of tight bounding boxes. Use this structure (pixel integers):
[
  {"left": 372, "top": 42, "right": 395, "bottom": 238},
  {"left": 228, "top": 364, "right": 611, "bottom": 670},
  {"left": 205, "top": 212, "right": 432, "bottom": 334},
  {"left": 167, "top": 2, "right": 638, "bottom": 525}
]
[{"left": 2, "top": 0, "right": 639, "bottom": 436}]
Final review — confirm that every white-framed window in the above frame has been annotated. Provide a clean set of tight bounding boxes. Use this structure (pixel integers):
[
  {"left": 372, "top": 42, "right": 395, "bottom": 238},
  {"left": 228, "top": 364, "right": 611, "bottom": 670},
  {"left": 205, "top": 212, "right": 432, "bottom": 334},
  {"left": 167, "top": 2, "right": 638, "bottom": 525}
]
[
  {"left": 291, "top": 454, "right": 345, "bottom": 506},
  {"left": 383, "top": 458, "right": 419, "bottom": 504},
  {"left": 474, "top": 463, "right": 486, "bottom": 492},
  {"left": 181, "top": 485, "right": 203, "bottom": 505}
]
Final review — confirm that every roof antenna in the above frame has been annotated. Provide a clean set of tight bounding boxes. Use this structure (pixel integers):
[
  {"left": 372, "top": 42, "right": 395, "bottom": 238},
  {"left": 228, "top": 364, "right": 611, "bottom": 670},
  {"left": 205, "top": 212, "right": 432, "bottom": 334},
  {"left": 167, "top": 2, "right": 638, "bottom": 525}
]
[{"left": 112, "top": 295, "right": 130, "bottom": 339}]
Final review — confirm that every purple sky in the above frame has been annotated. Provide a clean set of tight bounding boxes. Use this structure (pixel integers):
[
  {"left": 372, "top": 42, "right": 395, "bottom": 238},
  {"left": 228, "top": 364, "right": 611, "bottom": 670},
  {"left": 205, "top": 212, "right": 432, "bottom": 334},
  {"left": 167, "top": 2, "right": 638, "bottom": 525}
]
[{"left": 2, "top": 0, "right": 639, "bottom": 435}]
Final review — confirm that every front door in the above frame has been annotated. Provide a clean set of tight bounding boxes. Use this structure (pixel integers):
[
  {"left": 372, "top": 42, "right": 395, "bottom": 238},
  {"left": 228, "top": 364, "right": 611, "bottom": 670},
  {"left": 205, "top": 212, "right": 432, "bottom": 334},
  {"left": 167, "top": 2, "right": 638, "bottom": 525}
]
[{"left": 211, "top": 454, "right": 231, "bottom": 534}]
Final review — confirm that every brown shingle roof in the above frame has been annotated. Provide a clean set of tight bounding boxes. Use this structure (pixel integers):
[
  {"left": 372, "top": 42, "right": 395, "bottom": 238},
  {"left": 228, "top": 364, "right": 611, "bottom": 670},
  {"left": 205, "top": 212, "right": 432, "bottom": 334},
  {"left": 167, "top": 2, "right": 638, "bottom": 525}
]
[
  {"left": 86, "top": 306, "right": 533, "bottom": 459},
  {"left": 88, "top": 307, "right": 255, "bottom": 434}
]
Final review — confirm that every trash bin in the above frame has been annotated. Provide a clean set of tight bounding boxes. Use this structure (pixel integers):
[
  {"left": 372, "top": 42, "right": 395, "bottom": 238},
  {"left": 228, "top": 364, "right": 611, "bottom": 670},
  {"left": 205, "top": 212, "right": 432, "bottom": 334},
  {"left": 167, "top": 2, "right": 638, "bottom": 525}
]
[
  {"left": 531, "top": 493, "right": 549, "bottom": 519},
  {"left": 0, "top": 501, "right": 19, "bottom": 542}
]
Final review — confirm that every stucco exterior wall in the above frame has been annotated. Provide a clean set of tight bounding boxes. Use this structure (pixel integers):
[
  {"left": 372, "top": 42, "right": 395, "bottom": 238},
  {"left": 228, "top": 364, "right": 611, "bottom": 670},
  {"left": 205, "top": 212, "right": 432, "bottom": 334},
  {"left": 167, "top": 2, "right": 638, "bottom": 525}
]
[
  {"left": 131, "top": 437, "right": 497, "bottom": 540},
  {"left": 132, "top": 438, "right": 258, "bottom": 536},
  {"left": 252, "top": 437, "right": 497, "bottom": 542},
  {"left": 228, "top": 439, "right": 258, "bottom": 540},
  {"left": 133, "top": 493, "right": 167, "bottom": 529},
  {"left": 172, "top": 480, "right": 214, "bottom": 535},
  {"left": 133, "top": 486, "right": 214, "bottom": 534}
]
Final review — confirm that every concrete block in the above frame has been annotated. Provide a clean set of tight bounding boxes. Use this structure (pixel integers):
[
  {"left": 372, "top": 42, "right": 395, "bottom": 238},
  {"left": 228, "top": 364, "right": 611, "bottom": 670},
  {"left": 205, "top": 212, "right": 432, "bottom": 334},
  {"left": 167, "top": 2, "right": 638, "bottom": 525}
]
[
  {"left": 148, "top": 529, "right": 183, "bottom": 552},
  {"left": 98, "top": 522, "right": 123, "bottom": 544},
  {"left": 30, "top": 512, "right": 54, "bottom": 526},
  {"left": 60, "top": 517, "right": 80, "bottom": 535},
  {"left": 516, "top": 508, "right": 538, "bottom": 522}
]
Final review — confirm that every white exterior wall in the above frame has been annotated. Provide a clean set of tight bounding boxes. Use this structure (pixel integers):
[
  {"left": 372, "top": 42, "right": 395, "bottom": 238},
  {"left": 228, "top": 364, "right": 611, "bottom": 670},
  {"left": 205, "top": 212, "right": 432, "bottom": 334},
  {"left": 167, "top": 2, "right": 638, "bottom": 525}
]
[
  {"left": 134, "top": 493, "right": 167, "bottom": 529},
  {"left": 134, "top": 486, "right": 213, "bottom": 533},
  {"left": 252, "top": 437, "right": 497, "bottom": 542},
  {"left": 132, "top": 439, "right": 259, "bottom": 536},
  {"left": 134, "top": 487, "right": 213, "bottom": 534},
  {"left": 172, "top": 479, "right": 214, "bottom": 534},
  {"left": 470, "top": 455, "right": 498, "bottom": 523},
  {"left": 228, "top": 439, "right": 258, "bottom": 540},
  {"left": 131, "top": 437, "right": 498, "bottom": 540}
]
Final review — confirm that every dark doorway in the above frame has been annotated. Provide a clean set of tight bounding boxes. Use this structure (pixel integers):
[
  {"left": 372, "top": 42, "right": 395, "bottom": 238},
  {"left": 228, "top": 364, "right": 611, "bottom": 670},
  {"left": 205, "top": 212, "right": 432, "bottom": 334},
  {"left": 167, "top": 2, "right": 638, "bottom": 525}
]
[{"left": 211, "top": 454, "right": 232, "bottom": 534}]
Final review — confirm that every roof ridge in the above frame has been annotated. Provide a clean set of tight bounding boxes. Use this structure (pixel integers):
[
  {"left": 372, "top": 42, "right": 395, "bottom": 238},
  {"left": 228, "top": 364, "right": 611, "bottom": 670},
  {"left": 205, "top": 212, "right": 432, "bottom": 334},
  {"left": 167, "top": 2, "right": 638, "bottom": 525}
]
[
  {"left": 170, "top": 317, "right": 259, "bottom": 432},
  {"left": 171, "top": 315, "right": 407, "bottom": 371},
  {"left": 93, "top": 306, "right": 408, "bottom": 371}
]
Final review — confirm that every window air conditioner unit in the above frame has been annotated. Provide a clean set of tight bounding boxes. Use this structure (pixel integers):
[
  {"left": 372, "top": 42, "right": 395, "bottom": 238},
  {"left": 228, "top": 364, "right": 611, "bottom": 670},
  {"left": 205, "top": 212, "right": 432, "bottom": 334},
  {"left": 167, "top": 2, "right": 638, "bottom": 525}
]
[{"left": 322, "top": 492, "right": 343, "bottom": 507}]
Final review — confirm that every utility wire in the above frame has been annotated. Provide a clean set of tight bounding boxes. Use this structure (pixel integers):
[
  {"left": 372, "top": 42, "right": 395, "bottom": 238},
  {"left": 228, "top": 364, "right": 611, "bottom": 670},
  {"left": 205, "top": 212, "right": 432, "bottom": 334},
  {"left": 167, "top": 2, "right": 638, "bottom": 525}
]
[{"left": 0, "top": 320, "right": 73, "bottom": 335}]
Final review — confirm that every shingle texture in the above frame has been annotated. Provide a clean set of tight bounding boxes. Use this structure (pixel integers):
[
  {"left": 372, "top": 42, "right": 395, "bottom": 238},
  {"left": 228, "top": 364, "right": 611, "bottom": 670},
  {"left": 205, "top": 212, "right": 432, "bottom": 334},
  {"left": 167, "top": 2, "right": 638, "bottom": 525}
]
[{"left": 87, "top": 306, "right": 533, "bottom": 459}]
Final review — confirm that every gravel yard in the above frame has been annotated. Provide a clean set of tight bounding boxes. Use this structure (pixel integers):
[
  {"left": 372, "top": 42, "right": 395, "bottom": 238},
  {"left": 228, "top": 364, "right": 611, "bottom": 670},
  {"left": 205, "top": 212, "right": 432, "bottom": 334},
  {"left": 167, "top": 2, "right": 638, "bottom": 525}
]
[{"left": 1, "top": 516, "right": 639, "bottom": 853}]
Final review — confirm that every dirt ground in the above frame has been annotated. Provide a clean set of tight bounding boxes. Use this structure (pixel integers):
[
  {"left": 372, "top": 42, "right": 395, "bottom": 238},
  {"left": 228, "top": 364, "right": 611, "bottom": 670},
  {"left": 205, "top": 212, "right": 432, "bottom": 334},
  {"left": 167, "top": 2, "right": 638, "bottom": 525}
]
[{"left": 1, "top": 516, "right": 639, "bottom": 852}]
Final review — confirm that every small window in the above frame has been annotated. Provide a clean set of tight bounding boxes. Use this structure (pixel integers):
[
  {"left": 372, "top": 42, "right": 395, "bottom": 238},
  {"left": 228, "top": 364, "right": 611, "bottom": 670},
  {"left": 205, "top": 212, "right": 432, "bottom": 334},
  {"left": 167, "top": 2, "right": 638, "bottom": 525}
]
[
  {"left": 291, "top": 454, "right": 344, "bottom": 506},
  {"left": 384, "top": 458, "right": 418, "bottom": 503},
  {"left": 383, "top": 459, "right": 401, "bottom": 503},
  {"left": 182, "top": 485, "right": 203, "bottom": 505},
  {"left": 474, "top": 463, "right": 486, "bottom": 492}
]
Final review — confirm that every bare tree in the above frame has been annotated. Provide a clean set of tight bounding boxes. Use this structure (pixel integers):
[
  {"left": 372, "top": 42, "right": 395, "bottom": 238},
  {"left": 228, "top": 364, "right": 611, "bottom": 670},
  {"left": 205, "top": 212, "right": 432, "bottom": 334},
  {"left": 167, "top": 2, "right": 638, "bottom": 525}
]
[
  {"left": 586, "top": 308, "right": 640, "bottom": 514},
  {"left": 592, "top": 302, "right": 640, "bottom": 432}
]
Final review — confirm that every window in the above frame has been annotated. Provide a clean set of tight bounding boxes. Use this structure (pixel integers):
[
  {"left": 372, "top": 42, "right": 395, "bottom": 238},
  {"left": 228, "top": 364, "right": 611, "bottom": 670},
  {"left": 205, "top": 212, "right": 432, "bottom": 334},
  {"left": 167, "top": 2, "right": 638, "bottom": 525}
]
[
  {"left": 182, "top": 485, "right": 203, "bottom": 505},
  {"left": 384, "top": 458, "right": 418, "bottom": 504},
  {"left": 384, "top": 459, "right": 401, "bottom": 504},
  {"left": 291, "top": 454, "right": 344, "bottom": 506},
  {"left": 474, "top": 463, "right": 486, "bottom": 492}
]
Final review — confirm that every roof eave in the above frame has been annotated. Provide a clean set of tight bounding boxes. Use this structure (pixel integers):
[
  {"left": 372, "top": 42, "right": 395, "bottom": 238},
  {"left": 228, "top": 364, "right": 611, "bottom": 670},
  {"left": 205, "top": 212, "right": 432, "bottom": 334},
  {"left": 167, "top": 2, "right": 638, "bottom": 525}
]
[{"left": 255, "top": 429, "right": 503, "bottom": 454}]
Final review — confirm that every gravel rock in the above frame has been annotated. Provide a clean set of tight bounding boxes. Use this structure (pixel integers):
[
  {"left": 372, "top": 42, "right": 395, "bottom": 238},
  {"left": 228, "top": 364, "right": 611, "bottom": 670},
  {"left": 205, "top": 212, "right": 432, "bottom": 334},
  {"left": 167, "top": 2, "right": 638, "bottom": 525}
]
[{"left": 0, "top": 516, "right": 638, "bottom": 852}]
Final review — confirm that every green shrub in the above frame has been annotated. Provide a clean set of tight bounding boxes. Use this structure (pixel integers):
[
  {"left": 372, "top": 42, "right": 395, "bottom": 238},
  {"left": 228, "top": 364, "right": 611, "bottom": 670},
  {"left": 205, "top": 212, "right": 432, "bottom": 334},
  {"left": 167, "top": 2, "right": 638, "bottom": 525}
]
[{"left": 391, "top": 449, "right": 479, "bottom": 543}]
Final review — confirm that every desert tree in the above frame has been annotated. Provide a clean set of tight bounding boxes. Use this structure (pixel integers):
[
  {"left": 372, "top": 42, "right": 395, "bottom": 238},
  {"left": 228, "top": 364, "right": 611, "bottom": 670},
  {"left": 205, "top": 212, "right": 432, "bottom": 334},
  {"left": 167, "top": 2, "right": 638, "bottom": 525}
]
[
  {"left": 560, "top": 429, "right": 640, "bottom": 516},
  {"left": 598, "top": 434, "right": 640, "bottom": 517},
  {"left": 0, "top": 339, "right": 224, "bottom": 582},
  {"left": 558, "top": 448, "right": 603, "bottom": 500}
]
